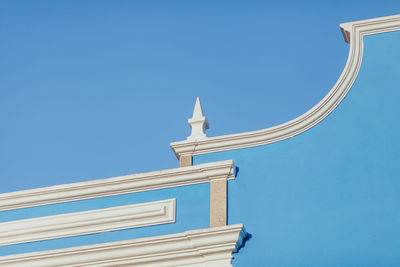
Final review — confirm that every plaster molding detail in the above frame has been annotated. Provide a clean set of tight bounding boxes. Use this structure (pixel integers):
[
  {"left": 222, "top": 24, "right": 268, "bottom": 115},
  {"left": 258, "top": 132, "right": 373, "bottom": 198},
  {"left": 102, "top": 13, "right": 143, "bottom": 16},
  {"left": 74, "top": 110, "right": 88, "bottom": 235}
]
[
  {"left": 0, "top": 160, "right": 235, "bottom": 211},
  {"left": 0, "top": 224, "right": 247, "bottom": 267},
  {"left": 170, "top": 14, "right": 400, "bottom": 158},
  {"left": 0, "top": 199, "right": 175, "bottom": 246},
  {"left": 187, "top": 97, "right": 209, "bottom": 141}
]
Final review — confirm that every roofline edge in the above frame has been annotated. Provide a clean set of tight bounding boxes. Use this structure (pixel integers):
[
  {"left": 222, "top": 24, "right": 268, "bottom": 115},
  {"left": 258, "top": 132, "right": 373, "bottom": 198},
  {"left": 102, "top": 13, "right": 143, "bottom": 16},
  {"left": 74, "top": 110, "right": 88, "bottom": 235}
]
[
  {"left": 170, "top": 14, "right": 400, "bottom": 158},
  {"left": 0, "top": 160, "right": 235, "bottom": 211}
]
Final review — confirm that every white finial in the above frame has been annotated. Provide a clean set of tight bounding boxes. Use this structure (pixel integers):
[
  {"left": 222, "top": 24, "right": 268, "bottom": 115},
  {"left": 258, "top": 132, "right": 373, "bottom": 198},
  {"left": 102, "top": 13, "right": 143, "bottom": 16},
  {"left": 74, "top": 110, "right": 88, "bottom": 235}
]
[{"left": 187, "top": 97, "right": 209, "bottom": 141}]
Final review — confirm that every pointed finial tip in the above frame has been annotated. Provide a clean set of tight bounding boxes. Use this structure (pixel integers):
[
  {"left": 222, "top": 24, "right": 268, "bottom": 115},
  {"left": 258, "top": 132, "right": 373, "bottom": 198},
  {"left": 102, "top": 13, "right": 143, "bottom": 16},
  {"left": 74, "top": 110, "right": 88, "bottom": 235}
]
[{"left": 192, "top": 97, "right": 204, "bottom": 119}]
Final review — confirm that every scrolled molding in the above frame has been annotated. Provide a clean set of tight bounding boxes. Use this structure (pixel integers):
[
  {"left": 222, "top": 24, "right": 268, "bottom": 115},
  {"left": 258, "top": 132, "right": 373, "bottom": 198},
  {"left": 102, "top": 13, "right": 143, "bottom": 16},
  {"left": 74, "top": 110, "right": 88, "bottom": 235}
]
[
  {"left": 170, "top": 14, "right": 400, "bottom": 158},
  {"left": 0, "top": 224, "right": 247, "bottom": 267},
  {"left": 0, "top": 160, "right": 235, "bottom": 211}
]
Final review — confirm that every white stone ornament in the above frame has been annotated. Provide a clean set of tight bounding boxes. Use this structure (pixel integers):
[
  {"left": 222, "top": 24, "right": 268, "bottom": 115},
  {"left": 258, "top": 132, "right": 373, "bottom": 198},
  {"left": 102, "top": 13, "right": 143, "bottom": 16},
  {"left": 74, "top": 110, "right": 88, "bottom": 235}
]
[{"left": 187, "top": 97, "right": 209, "bottom": 141}]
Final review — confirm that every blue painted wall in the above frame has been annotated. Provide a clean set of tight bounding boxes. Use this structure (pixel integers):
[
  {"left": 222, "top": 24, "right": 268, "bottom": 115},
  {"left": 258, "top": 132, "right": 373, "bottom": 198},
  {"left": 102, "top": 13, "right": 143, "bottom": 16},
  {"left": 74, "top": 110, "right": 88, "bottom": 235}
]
[
  {"left": 195, "top": 31, "right": 400, "bottom": 266},
  {"left": 0, "top": 183, "right": 209, "bottom": 256}
]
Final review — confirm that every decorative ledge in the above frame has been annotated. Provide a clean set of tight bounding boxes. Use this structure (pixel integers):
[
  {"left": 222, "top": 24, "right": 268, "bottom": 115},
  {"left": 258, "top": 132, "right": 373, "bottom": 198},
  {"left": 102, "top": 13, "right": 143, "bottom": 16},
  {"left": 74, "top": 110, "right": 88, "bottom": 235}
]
[
  {"left": 0, "top": 160, "right": 235, "bottom": 211},
  {"left": 170, "top": 14, "right": 400, "bottom": 158},
  {"left": 0, "top": 199, "right": 175, "bottom": 246},
  {"left": 0, "top": 224, "right": 247, "bottom": 267}
]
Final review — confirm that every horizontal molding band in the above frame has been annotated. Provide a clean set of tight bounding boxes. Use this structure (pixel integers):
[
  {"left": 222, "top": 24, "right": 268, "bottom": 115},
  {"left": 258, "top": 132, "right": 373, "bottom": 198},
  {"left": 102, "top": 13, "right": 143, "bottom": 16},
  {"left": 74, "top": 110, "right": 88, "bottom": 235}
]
[
  {"left": 170, "top": 14, "right": 400, "bottom": 158},
  {"left": 0, "top": 160, "right": 235, "bottom": 212},
  {"left": 0, "top": 198, "right": 175, "bottom": 247},
  {"left": 0, "top": 224, "right": 246, "bottom": 267}
]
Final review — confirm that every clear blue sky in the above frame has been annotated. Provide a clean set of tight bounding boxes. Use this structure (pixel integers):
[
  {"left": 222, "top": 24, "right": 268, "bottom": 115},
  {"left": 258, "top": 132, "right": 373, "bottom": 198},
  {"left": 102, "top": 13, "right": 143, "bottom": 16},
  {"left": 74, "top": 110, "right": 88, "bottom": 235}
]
[{"left": 0, "top": 0, "right": 398, "bottom": 193}]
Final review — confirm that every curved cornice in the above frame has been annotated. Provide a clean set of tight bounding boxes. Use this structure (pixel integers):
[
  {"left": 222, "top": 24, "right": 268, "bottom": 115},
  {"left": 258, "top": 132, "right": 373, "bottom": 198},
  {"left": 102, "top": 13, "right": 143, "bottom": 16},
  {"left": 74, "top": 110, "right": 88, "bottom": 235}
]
[{"left": 171, "top": 14, "right": 400, "bottom": 158}]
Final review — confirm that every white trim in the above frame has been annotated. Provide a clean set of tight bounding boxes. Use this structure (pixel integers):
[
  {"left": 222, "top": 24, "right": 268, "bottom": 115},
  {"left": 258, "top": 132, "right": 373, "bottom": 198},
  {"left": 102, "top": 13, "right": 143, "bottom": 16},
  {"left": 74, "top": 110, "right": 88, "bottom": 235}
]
[
  {"left": 0, "top": 160, "right": 235, "bottom": 211},
  {"left": 0, "top": 199, "right": 175, "bottom": 246},
  {"left": 187, "top": 97, "right": 209, "bottom": 141},
  {"left": 170, "top": 14, "right": 400, "bottom": 158},
  {"left": 0, "top": 224, "right": 246, "bottom": 267}
]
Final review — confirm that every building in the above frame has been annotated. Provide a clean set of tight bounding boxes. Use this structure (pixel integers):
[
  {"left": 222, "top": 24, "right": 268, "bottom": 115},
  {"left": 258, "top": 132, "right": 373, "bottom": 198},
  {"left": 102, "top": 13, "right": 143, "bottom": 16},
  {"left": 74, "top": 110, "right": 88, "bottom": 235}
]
[{"left": 0, "top": 14, "right": 399, "bottom": 266}]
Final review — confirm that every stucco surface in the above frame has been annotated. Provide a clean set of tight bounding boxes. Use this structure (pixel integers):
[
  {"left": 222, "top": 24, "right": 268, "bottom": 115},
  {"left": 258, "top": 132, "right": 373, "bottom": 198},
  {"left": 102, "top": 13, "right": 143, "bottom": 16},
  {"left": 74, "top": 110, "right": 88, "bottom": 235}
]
[
  {"left": 0, "top": 183, "right": 209, "bottom": 256},
  {"left": 194, "top": 31, "right": 400, "bottom": 266}
]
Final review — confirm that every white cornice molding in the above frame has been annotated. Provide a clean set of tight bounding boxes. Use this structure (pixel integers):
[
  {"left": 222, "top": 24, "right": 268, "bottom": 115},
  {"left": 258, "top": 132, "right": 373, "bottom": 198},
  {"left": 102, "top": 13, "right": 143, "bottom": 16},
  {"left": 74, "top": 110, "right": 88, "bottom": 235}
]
[
  {"left": 0, "top": 224, "right": 246, "bottom": 267},
  {"left": 170, "top": 14, "right": 400, "bottom": 158},
  {"left": 0, "top": 160, "right": 235, "bottom": 211},
  {"left": 0, "top": 199, "right": 175, "bottom": 246}
]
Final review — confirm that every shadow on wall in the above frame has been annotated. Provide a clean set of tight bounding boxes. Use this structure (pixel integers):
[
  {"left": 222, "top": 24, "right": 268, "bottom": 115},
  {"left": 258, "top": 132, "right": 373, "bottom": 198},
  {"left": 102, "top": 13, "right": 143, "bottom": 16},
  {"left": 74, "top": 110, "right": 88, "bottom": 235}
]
[{"left": 235, "top": 232, "right": 252, "bottom": 254}]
